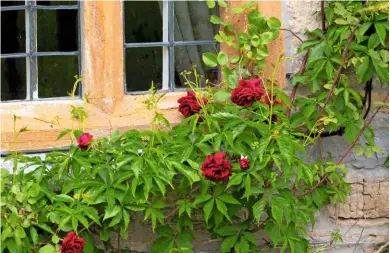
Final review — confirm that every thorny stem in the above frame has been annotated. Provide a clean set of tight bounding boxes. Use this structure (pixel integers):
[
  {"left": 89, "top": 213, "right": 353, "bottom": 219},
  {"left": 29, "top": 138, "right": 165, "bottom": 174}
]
[{"left": 298, "top": 92, "right": 389, "bottom": 197}]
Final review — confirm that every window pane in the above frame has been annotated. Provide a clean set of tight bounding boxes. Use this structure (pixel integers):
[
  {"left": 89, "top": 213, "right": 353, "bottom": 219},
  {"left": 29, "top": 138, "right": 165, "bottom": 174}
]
[
  {"left": 1, "top": 10, "right": 25, "bottom": 54},
  {"left": 37, "top": 9, "right": 78, "bottom": 52},
  {"left": 124, "top": 1, "right": 162, "bottom": 43},
  {"left": 1, "top": 1, "right": 25, "bottom": 7},
  {"left": 125, "top": 47, "right": 162, "bottom": 92},
  {"left": 38, "top": 56, "right": 79, "bottom": 98},
  {"left": 174, "top": 1, "right": 218, "bottom": 41},
  {"left": 37, "top": 1, "right": 78, "bottom": 5},
  {"left": 1, "top": 58, "right": 26, "bottom": 101},
  {"left": 174, "top": 45, "right": 218, "bottom": 89}
]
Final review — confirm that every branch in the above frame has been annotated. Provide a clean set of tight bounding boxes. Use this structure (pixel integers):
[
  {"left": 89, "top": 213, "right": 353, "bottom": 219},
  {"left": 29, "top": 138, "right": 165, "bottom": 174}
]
[
  {"left": 280, "top": 28, "right": 304, "bottom": 43},
  {"left": 298, "top": 92, "right": 389, "bottom": 197},
  {"left": 375, "top": 242, "right": 389, "bottom": 253}
]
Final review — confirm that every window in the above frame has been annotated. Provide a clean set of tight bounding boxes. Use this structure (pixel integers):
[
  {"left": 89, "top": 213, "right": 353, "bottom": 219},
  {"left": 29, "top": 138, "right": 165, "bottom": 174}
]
[
  {"left": 1, "top": 0, "right": 80, "bottom": 101},
  {"left": 124, "top": 1, "right": 219, "bottom": 92}
]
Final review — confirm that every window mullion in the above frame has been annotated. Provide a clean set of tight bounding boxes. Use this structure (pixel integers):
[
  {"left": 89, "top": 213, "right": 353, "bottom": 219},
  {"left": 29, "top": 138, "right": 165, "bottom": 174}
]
[
  {"left": 26, "top": 0, "right": 38, "bottom": 100},
  {"left": 162, "top": 0, "right": 169, "bottom": 91},
  {"left": 168, "top": 0, "right": 175, "bottom": 91}
]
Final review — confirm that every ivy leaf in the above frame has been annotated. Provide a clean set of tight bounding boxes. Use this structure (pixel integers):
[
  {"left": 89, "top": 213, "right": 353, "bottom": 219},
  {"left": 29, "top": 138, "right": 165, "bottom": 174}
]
[
  {"left": 356, "top": 56, "right": 374, "bottom": 83},
  {"left": 374, "top": 22, "right": 387, "bottom": 46},
  {"left": 203, "top": 198, "right": 214, "bottom": 222},
  {"left": 210, "top": 15, "right": 222, "bottom": 25},
  {"left": 271, "top": 196, "right": 286, "bottom": 225},
  {"left": 103, "top": 205, "right": 121, "bottom": 221},
  {"left": 218, "top": 194, "right": 240, "bottom": 205},
  {"left": 251, "top": 35, "right": 260, "bottom": 47},
  {"left": 38, "top": 244, "right": 57, "bottom": 253},
  {"left": 216, "top": 199, "right": 231, "bottom": 222},
  {"left": 260, "top": 32, "right": 274, "bottom": 45},
  {"left": 368, "top": 34, "right": 381, "bottom": 50},
  {"left": 226, "top": 173, "right": 243, "bottom": 189},
  {"left": 151, "top": 237, "right": 174, "bottom": 253},
  {"left": 202, "top": 52, "right": 218, "bottom": 67},
  {"left": 239, "top": 236, "right": 250, "bottom": 253},
  {"left": 217, "top": 0, "right": 227, "bottom": 8},
  {"left": 253, "top": 198, "right": 266, "bottom": 223},
  {"left": 220, "top": 235, "right": 239, "bottom": 253},
  {"left": 325, "top": 61, "right": 333, "bottom": 80}
]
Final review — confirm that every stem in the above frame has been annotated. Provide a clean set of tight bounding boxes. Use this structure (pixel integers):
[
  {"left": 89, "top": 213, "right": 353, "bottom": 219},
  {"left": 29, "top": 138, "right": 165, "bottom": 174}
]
[
  {"left": 321, "top": 1, "right": 326, "bottom": 33},
  {"left": 298, "top": 92, "right": 389, "bottom": 197},
  {"left": 286, "top": 50, "right": 310, "bottom": 117},
  {"left": 280, "top": 28, "right": 303, "bottom": 43}
]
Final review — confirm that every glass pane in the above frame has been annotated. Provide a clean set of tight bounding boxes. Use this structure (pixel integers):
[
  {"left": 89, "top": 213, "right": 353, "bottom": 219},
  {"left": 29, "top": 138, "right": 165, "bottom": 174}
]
[
  {"left": 174, "top": 1, "right": 218, "bottom": 41},
  {"left": 37, "top": 9, "right": 78, "bottom": 52},
  {"left": 174, "top": 45, "right": 218, "bottom": 89},
  {"left": 125, "top": 47, "right": 162, "bottom": 92},
  {"left": 1, "top": 58, "right": 27, "bottom": 101},
  {"left": 37, "top": 1, "right": 78, "bottom": 5},
  {"left": 1, "top": 10, "right": 25, "bottom": 54},
  {"left": 1, "top": 1, "right": 25, "bottom": 7},
  {"left": 38, "top": 56, "right": 79, "bottom": 98},
  {"left": 124, "top": 1, "right": 162, "bottom": 43}
]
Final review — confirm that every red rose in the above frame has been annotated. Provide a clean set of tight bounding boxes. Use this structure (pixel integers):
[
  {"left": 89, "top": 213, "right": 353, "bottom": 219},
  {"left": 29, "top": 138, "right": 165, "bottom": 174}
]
[
  {"left": 177, "top": 91, "right": 208, "bottom": 118},
  {"left": 60, "top": 231, "right": 86, "bottom": 253},
  {"left": 201, "top": 152, "right": 232, "bottom": 182},
  {"left": 231, "top": 78, "right": 265, "bottom": 107},
  {"left": 239, "top": 157, "right": 250, "bottom": 170},
  {"left": 77, "top": 133, "right": 93, "bottom": 149}
]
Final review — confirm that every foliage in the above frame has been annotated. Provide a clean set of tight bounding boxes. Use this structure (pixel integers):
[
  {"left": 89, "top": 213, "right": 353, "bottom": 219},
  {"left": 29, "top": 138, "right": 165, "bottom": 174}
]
[{"left": 1, "top": 1, "right": 388, "bottom": 253}]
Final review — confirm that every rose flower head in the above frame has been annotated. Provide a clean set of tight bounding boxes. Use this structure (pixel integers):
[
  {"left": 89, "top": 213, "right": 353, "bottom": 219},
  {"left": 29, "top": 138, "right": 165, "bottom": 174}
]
[
  {"left": 201, "top": 152, "right": 232, "bottom": 182},
  {"left": 231, "top": 78, "right": 265, "bottom": 107},
  {"left": 60, "top": 231, "right": 86, "bottom": 253},
  {"left": 77, "top": 132, "right": 93, "bottom": 150},
  {"left": 239, "top": 156, "right": 250, "bottom": 170},
  {"left": 177, "top": 91, "right": 208, "bottom": 118}
]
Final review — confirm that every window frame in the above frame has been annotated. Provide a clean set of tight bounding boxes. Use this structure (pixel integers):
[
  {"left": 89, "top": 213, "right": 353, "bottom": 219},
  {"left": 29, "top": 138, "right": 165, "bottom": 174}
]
[
  {"left": 0, "top": 0, "right": 81, "bottom": 102},
  {"left": 123, "top": 0, "right": 218, "bottom": 94}
]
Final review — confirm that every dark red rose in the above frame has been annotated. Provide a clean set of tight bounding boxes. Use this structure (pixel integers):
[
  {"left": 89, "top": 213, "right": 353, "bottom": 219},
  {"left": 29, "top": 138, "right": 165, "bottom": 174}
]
[
  {"left": 239, "top": 157, "right": 250, "bottom": 170},
  {"left": 177, "top": 91, "right": 208, "bottom": 118},
  {"left": 77, "top": 132, "right": 93, "bottom": 149},
  {"left": 231, "top": 78, "right": 265, "bottom": 107},
  {"left": 60, "top": 231, "right": 85, "bottom": 253},
  {"left": 201, "top": 152, "right": 232, "bottom": 182}
]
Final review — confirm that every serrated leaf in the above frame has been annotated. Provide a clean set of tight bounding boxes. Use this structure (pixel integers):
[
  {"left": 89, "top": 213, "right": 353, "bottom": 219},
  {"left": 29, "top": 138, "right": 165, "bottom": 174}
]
[
  {"left": 56, "top": 129, "right": 71, "bottom": 141},
  {"left": 253, "top": 198, "right": 266, "bottom": 223},
  {"left": 218, "top": 194, "right": 240, "bottom": 205},
  {"left": 203, "top": 198, "right": 214, "bottom": 222},
  {"left": 221, "top": 235, "right": 239, "bottom": 253},
  {"left": 216, "top": 199, "right": 231, "bottom": 222}
]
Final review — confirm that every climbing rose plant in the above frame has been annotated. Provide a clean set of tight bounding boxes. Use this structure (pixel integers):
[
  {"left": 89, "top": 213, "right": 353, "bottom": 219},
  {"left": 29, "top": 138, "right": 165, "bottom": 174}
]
[{"left": 1, "top": 1, "right": 388, "bottom": 253}]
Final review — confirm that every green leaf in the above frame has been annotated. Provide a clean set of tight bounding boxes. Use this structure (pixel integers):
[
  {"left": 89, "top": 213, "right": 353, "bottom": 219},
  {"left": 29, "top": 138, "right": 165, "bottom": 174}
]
[
  {"left": 215, "top": 226, "right": 239, "bottom": 236},
  {"left": 218, "top": 194, "right": 240, "bottom": 205},
  {"left": 239, "top": 236, "right": 250, "bottom": 253},
  {"left": 248, "top": 10, "right": 264, "bottom": 25},
  {"left": 243, "top": 232, "right": 257, "bottom": 245},
  {"left": 214, "top": 90, "right": 231, "bottom": 102},
  {"left": 206, "top": 0, "right": 215, "bottom": 8},
  {"left": 152, "top": 237, "right": 175, "bottom": 253},
  {"left": 36, "top": 224, "right": 54, "bottom": 234},
  {"left": 216, "top": 199, "right": 231, "bottom": 222},
  {"left": 203, "top": 198, "right": 214, "bottom": 222},
  {"left": 217, "top": 51, "right": 228, "bottom": 66},
  {"left": 56, "top": 129, "right": 71, "bottom": 140},
  {"left": 374, "top": 22, "right": 387, "bottom": 46},
  {"left": 230, "top": 55, "right": 240, "bottom": 64},
  {"left": 202, "top": 52, "right": 218, "bottom": 67},
  {"left": 253, "top": 198, "right": 266, "bottom": 223},
  {"left": 30, "top": 227, "right": 38, "bottom": 244},
  {"left": 54, "top": 194, "right": 75, "bottom": 203},
  {"left": 103, "top": 205, "right": 121, "bottom": 220},
  {"left": 194, "top": 195, "right": 212, "bottom": 206},
  {"left": 368, "top": 34, "right": 381, "bottom": 50},
  {"left": 217, "top": 0, "right": 227, "bottom": 8},
  {"left": 260, "top": 32, "right": 274, "bottom": 44},
  {"left": 210, "top": 15, "right": 222, "bottom": 25},
  {"left": 267, "top": 17, "right": 281, "bottom": 30},
  {"left": 356, "top": 56, "right": 373, "bottom": 83},
  {"left": 251, "top": 35, "right": 260, "bottom": 47},
  {"left": 38, "top": 244, "right": 57, "bottom": 253},
  {"left": 227, "top": 173, "right": 243, "bottom": 189},
  {"left": 221, "top": 235, "right": 239, "bottom": 253},
  {"left": 325, "top": 61, "right": 333, "bottom": 80},
  {"left": 271, "top": 196, "right": 285, "bottom": 225}
]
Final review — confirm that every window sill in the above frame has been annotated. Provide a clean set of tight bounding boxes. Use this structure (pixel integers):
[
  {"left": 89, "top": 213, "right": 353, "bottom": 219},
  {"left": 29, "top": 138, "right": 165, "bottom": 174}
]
[{"left": 1, "top": 92, "right": 186, "bottom": 152}]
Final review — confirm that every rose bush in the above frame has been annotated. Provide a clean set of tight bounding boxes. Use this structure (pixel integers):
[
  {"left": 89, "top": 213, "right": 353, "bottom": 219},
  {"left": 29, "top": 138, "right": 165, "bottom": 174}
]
[
  {"left": 60, "top": 232, "right": 85, "bottom": 253},
  {"left": 231, "top": 78, "right": 264, "bottom": 107},
  {"left": 201, "top": 152, "right": 232, "bottom": 182}
]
